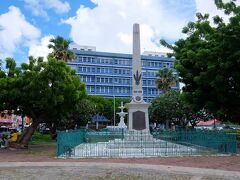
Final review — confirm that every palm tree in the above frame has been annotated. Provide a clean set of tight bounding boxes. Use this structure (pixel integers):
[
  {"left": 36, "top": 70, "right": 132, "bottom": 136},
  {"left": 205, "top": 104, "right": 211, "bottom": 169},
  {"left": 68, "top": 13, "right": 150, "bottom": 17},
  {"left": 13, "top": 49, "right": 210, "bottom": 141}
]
[
  {"left": 155, "top": 68, "right": 178, "bottom": 129},
  {"left": 155, "top": 68, "right": 177, "bottom": 94},
  {"left": 48, "top": 36, "right": 75, "bottom": 62}
]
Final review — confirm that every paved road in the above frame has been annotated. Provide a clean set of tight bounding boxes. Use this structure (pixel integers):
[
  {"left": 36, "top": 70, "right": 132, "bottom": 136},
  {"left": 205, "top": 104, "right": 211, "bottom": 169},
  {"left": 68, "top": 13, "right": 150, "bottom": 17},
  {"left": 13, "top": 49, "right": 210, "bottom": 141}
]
[{"left": 0, "top": 162, "right": 239, "bottom": 180}]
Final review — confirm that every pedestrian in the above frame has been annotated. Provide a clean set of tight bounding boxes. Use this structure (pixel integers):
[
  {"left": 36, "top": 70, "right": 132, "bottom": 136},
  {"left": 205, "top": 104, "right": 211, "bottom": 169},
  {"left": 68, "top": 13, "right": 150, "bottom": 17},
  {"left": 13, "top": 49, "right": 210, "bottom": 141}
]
[{"left": 9, "top": 129, "right": 18, "bottom": 143}]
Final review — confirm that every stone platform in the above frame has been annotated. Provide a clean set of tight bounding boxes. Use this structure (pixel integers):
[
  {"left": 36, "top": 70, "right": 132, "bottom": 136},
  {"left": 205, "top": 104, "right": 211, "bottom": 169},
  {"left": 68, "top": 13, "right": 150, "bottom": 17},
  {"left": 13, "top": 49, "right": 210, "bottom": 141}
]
[{"left": 70, "top": 131, "right": 196, "bottom": 158}]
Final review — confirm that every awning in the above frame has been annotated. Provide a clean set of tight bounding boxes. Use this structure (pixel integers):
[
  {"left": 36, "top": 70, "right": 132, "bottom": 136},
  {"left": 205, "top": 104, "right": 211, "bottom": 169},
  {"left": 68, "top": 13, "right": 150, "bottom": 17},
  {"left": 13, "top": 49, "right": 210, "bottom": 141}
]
[
  {"left": 0, "top": 119, "right": 14, "bottom": 123},
  {"left": 197, "top": 119, "right": 221, "bottom": 126},
  {"left": 91, "top": 114, "right": 110, "bottom": 123}
]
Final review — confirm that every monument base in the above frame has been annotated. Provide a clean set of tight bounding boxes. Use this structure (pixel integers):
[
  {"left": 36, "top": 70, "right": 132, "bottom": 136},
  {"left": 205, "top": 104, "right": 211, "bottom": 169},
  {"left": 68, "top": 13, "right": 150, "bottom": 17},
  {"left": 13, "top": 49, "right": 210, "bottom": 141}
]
[
  {"left": 118, "top": 119, "right": 127, "bottom": 129},
  {"left": 70, "top": 130, "right": 196, "bottom": 158},
  {"left": 125, "top": 101, "right": 151, "bottom": 132}
]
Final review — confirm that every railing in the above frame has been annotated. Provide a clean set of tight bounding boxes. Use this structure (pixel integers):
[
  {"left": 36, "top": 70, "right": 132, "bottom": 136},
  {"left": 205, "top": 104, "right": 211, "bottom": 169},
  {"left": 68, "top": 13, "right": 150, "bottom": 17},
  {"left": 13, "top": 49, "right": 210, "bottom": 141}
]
[
  {"left": 57, "top": 128, "right": 237, "bottom": 158},
  {"left": 152, "top": 129, "right": 237, "bottom": 153}
]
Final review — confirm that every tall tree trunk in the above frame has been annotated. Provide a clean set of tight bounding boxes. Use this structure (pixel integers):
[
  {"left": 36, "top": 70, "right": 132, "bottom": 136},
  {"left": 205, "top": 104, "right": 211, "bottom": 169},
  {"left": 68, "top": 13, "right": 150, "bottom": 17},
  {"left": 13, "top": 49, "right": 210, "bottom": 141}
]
[
  {"left": 18, "top": 120, "right": 39, "bottom": 148},
  {"left": 165, "top": 120, "right": 169, "bottom": 129},
  {"left": 49, "top": 123, "right": 57, "bottom": 140}
]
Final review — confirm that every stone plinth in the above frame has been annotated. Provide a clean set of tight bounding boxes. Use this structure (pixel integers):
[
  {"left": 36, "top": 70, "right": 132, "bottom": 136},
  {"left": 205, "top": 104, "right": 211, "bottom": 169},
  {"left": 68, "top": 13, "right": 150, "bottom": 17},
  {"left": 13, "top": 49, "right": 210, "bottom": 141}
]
[{"left": 125, "top": 102, "right": 150, "bottom": 132}]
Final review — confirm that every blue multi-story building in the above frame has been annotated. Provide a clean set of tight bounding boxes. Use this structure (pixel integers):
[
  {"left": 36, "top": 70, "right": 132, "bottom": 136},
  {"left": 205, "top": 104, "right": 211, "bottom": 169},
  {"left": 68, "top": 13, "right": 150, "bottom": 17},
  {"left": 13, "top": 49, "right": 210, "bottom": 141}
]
[{"left": 68, "top": 45, "right": 179, "bottom": 102}]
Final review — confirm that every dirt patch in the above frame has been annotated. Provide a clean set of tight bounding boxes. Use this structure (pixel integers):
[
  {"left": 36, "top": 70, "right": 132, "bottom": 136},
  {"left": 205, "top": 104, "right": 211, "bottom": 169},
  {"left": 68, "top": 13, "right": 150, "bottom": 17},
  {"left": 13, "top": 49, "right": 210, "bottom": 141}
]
[
  {"left": 0, "top": 166, "right": 194, "bottom": 180},
  {"left": 0, "top": 144, "right": 240, "bottom": 172}
]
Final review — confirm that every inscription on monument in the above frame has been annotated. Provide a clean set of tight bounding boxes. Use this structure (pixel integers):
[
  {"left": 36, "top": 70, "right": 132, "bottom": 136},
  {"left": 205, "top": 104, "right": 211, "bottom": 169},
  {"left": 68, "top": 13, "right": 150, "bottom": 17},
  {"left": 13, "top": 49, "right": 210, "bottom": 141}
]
[{"left": 132, "top": 111, "right": 146, "bottom": 130}]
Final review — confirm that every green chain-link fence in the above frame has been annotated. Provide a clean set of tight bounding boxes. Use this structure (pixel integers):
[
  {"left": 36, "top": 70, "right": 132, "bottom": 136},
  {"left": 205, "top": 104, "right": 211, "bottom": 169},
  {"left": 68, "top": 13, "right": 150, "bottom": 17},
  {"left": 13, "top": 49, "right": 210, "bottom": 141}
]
[{"left": 57, "top": 128, "right": 237, "bottom": 157}]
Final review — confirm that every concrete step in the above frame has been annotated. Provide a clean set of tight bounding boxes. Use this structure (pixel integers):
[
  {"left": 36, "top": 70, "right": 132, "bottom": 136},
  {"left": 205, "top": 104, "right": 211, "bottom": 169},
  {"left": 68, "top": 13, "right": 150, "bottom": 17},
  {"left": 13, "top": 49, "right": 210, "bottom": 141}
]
[{"left": 73, "top": 145, "right": 195, "bottom": 158}]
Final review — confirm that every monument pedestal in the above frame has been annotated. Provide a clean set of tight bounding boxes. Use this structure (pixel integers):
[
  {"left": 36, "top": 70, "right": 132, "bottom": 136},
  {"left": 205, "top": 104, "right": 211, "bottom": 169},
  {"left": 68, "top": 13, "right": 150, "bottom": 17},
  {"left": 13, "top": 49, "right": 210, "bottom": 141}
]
[{"left": 125, "top": 101, "right": 151, "bottom": 132}]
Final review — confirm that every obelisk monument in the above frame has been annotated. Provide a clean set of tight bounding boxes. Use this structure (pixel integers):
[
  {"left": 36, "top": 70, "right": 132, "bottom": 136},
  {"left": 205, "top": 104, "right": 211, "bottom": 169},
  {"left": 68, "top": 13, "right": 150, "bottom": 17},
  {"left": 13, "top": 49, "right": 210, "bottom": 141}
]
[{"left": 125, "top": 24, "right": 151, "bottom": 132}]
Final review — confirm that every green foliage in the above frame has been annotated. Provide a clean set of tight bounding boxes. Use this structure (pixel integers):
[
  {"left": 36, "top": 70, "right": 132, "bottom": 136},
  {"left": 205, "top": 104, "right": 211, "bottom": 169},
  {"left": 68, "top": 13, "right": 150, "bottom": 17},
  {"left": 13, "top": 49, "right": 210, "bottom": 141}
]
[
  {"left": 68, "top": 98, "right": 97, "bottom": 127},
  {"left": 160, "top": 0, "right": 240, "bottom": 123},
  {"left": 149, "top": 91, "right": 214, "bottom": 127},
  {"left": 48, "top": 36, "right": 75, "bottom": 62},
  {"left": 88, "top": 96, "right": 130, "bottom": 123},
  {"left": 0, "top": 56, "right": 86, "bottom": 136},
  {"left": 104, "top": 97, "right": 130, "bottom": 122},
  {"left": 155, "top": 68, "right": 177, "bottom": 94},
  {"left": 30, "top": 131, "right": 55, "bottom": 145},
  {"left": 149, "top": 90, "right": 187, "bottom": 126}
]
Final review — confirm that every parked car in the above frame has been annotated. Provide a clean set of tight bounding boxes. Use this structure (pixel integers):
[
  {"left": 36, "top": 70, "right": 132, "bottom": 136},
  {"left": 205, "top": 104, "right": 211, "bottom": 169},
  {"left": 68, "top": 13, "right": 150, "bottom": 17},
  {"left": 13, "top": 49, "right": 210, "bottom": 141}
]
[
  {"left": 223, "top": 125, "right": 235, "bottom": 130},
  {"left": 39, "top": 123, "right": 50, "bottom": 134}
]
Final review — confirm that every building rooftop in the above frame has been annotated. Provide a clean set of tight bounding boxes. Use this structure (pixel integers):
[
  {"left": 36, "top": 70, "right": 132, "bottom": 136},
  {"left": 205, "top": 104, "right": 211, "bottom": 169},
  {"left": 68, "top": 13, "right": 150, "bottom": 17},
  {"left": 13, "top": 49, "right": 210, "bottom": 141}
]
[{"left": 70, "top": 45, "right": 174, "bottom": 61}]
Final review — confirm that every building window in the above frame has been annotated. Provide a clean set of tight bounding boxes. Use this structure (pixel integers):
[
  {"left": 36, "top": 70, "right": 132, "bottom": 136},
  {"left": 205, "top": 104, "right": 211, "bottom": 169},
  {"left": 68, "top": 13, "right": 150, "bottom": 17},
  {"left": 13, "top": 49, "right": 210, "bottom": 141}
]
[
  {"left": 143, "top": 88, "right": 147, "bottom": 95},
  {"left": 91, "top": 76, "right": 95, "bottom": 82},
  {"left": 96, "top": 58, "right": 100, "bottom": 63},
  {"left": 142, "top": 70, "right": 147, "bottom": 76}
]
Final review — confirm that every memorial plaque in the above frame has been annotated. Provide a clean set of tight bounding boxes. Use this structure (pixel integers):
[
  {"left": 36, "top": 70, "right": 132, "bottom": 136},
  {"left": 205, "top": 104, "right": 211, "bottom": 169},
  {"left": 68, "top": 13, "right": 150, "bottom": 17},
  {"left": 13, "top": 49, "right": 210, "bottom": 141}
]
[{"left": 132, "top": 111, "right": 146, "bottom": 130}]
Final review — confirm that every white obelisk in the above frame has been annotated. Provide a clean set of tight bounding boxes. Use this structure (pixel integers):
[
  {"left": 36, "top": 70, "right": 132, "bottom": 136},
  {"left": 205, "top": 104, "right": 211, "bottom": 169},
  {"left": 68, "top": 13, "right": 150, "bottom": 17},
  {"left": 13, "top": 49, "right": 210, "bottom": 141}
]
[{"left": 125, "top": 24, "right": 151, "bottom": 132}]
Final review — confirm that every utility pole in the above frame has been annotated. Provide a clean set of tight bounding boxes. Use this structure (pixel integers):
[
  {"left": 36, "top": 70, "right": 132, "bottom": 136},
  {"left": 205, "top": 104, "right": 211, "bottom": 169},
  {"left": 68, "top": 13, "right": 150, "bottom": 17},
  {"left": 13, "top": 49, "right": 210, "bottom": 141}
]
[{"left": 113, "top": 95, "right": 116, "bottom": 128}]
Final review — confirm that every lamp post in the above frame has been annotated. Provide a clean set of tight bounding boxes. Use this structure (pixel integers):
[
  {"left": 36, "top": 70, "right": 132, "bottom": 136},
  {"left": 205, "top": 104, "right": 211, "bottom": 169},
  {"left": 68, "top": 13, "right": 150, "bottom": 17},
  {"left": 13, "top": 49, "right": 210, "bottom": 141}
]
[{"left": 113, "top": 95, "right": 116, "bottom": 127}]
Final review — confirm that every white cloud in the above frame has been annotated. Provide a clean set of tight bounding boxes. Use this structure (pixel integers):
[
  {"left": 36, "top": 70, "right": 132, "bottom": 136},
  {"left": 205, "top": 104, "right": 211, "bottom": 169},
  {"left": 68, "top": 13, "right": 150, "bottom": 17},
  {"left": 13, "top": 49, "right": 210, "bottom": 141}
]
[
  {"left": 63, "top": 0, "right": 196, "bottom": 54},
  {"left": 28, "top": 35, "right": 53, "bottom": 60},
  {"left": 0, "top": 6, "right": 40, "bottom": 59},
  {"left": 24, "top": 0, "right": 70, "bottom": 19},
  {"left": 48, "top": 0, "right": 70, "bottom": 14}
]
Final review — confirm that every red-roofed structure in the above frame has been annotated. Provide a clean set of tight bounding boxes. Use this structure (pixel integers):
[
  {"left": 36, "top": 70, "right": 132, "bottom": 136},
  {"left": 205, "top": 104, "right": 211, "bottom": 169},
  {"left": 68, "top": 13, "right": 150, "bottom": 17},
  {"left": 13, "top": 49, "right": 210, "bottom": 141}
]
[{"left": 197, "top": 119, "right": 221, "bottom": 126}]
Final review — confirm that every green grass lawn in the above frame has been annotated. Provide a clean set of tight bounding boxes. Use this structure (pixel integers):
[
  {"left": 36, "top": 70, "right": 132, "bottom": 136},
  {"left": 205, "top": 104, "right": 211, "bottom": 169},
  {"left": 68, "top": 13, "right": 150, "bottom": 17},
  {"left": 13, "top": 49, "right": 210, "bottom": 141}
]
[
  {"left": 30, "top": 131, "right": 55, "bottom": 145},
  {"left": 16, "top": 131, "right": 57, "bottom": 157}
]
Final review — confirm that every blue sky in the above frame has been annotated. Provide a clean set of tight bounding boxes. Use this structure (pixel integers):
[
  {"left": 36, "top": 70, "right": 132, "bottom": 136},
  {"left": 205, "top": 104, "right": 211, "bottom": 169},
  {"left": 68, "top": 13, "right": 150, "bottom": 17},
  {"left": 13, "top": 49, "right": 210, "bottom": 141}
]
[
  {"left": 0, "top": 0, "right": 237, "bottom": 65},
  {"left": 0, "top": 1, "right": 95, "bottom": 36}
]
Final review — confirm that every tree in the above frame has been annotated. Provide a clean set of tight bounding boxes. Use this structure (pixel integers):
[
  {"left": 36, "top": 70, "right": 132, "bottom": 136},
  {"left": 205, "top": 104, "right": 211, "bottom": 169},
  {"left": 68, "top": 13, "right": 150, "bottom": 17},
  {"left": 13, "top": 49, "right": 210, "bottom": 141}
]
[
  {"left": 155, "top": 68, "right": 177, "bottom": 94},
  {"left": 70, "top": 98, "right": 97, "bottom": 127},
  {"left": 48, "top": 36, "right": 75, "bottom": 62},
  {"left": 149, "top": 91, "right": 214, "bottom": 128},
  {"left": 0, "top": 56, "right": 86, "bottom": 147},
  {"left": 160, "top": 0, "right": 240, "bottom": 123},
  {"left": 0, "top": 59, "right": 2, "bottom": 70},
  {"left": 102, "top": 98, "right": 130, "bottom": 123},
  {"left": 0, "top": 59, "right": 5, "bottom": 78},
  {"left": 149, "top": 90, "right": 185, "bottom": 128},
  {"left": 87, "top": 96, "right": 130, "bottom": 125}
]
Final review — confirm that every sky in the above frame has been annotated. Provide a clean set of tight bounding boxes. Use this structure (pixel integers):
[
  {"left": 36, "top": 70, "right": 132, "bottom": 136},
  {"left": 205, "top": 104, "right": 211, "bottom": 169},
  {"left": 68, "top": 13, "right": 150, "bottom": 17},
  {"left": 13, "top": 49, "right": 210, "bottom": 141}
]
[{"left": 0, "top": 0, "right": 239, "bottom": 64}]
